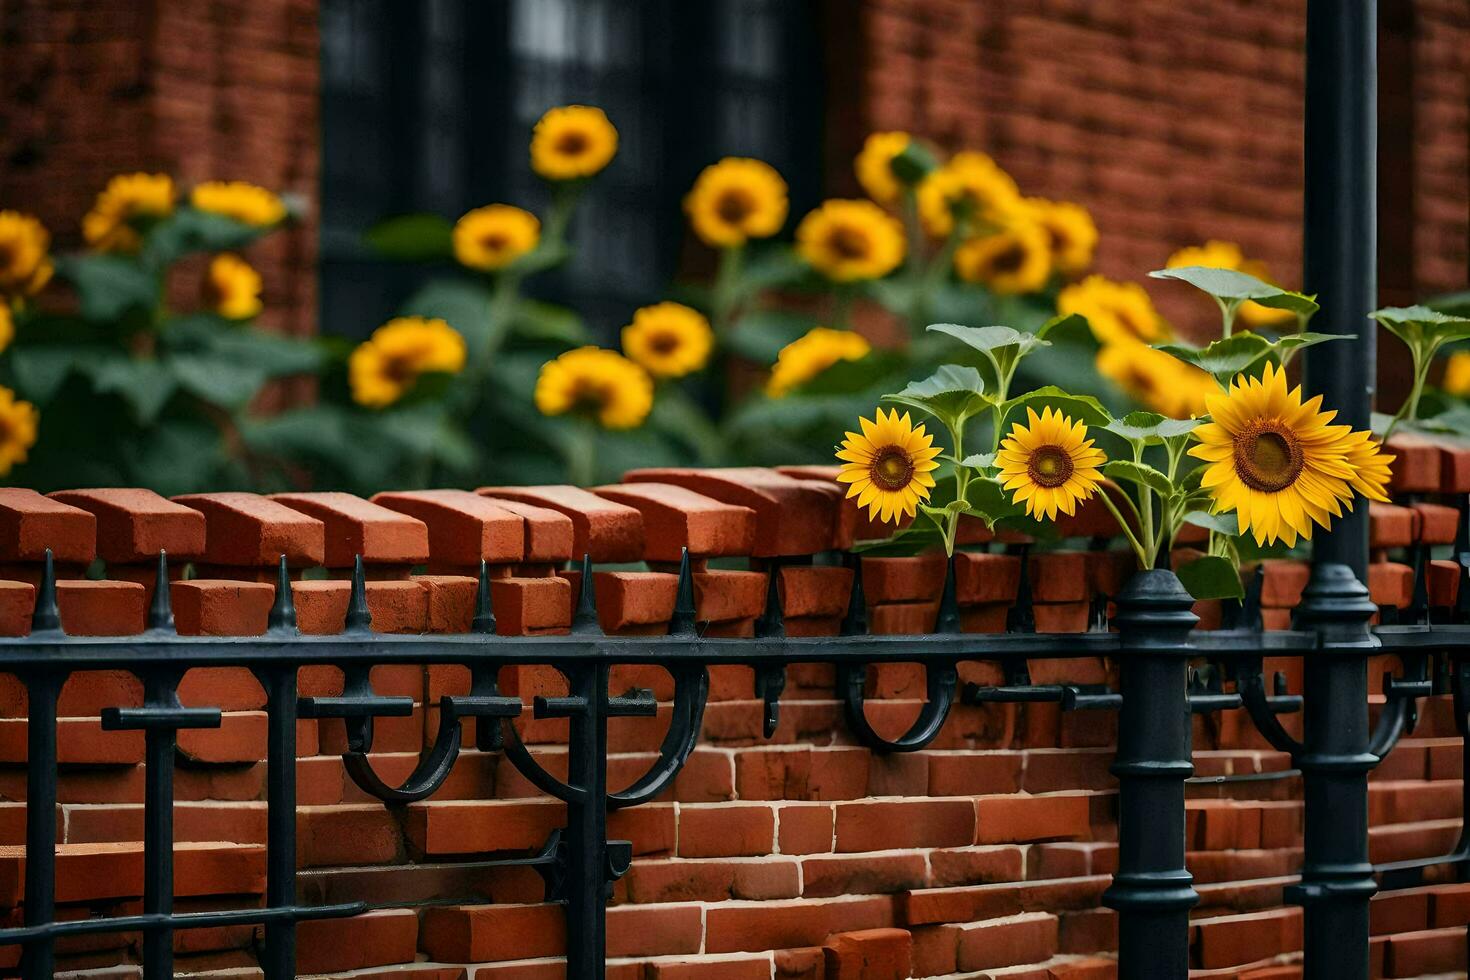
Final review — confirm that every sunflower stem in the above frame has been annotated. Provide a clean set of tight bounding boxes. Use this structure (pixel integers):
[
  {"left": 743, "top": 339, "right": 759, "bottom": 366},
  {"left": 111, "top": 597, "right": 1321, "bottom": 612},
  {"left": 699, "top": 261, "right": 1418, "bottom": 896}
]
[
  {"left": 712, "top": 244, "right": 744, "bottom": 335},
  {"left": 1383, "top": 343, "right": 1430, "bottom": 443},
  {"left": 1096, "top": 489, "right": 1149, "bottom": 571},
  {"left": 945, "top": 419, "right": 969, "bottom": 558},
  {"left": 564, "top": 419, "right": 597, "bottom": 487}
]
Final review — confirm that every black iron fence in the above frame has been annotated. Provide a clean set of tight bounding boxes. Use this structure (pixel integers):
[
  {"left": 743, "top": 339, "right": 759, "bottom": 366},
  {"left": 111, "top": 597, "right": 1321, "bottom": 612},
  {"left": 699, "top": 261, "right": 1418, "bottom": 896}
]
[{"left": 1, "top": 535, "right": 1467, "bottom": 978}]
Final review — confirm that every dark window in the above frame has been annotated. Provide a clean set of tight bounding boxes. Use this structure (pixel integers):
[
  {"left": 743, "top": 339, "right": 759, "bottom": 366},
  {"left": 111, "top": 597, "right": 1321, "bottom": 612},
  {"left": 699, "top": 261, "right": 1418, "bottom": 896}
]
[{"left": 319, "top": 0, "right": 824, "bottom": 340}]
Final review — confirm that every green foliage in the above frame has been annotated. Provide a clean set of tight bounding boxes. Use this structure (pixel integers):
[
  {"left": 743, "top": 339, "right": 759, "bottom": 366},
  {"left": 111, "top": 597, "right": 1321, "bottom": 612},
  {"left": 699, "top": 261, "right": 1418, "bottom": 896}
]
[{"left": 1149, "top": 266, "right": 1319, "bottom": 318}]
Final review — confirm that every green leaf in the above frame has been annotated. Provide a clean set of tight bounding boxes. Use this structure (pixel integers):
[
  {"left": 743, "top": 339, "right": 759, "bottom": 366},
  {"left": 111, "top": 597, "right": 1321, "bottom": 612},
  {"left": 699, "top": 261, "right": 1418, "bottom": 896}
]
[
  {"left": 1036, "top": 312, "right": 1088, "bottom": 341},
  {"left": 170, "top": 354, "right": 268, "bottom": 410},
  {"left": 959, "top": 452, "right": 996, "bottom": 469},
  {"left": 1180, "top": 510, "right": 1239, "bottom": 536},
  {"left": 1175, "top": 554, "right": 1245, "bottom": 600},
  {"left": 511, "top": 299, "right": 588, "bottom": 345},
  {"left": 882, "top": 364, "right": 992, "bottom": 431},
  {"left": 1272, "top": 331, "right": 1347, "bottom": 363},
  {"left": 146, "top": 207, "right": 268, "bottom": 261},
  {"left": 1149, "top": 266, "right": 1319, "bottom": 317},
  {"left": 1000, "top": 386, "right": 1112, "bottom": 428},
  {"left": 725, "top": 309, "right": 816, "bottom": 363},
  {"left": 364, "top": 213, "right": 455, "bottom": 261},
  {"left": 1372, "top": 305, "right": 1470, "bottom": 356},
  {"left": 962, "top": 475, "right": 1024, "bottom": 527},
  {"left": 8, "top": 345, "right": 94, "bottom": 402},
  {"left": 1155, "top": 333, "right": 1273, "bottom": 384},
  {"left": 927, "top": 323, "right": 1050, "bottom": 366},
  {"left": 1102, "top": 459, "right": 1172, "bottom": 496},
  {"left": 88, "top": 357, "right": 177, "bottom": 425},
  {"left": 851, "top": 521, "right": 945, "bottom": 556},
  {"left": 55, "top": 254, "right": 158, "bottom": 322},
  {"left": 1103, "top": 411, "right": 1202, "bottom": 445},
  {"left": 400, "top": 279, "right": 500, "bottom": 359}
]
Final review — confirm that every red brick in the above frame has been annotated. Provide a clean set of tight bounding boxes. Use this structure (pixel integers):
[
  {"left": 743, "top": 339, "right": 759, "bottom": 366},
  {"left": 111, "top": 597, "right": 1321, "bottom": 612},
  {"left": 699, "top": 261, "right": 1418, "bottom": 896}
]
[
  {"left": 780, "top": 565, "right": 853, "bottom": 618},
  {"left": 928, "top": 846, "right": 1026, "bottom": 887},
  {"left": 975, "top": 794, "right": 1091, "bottom": 844},
  {"left": 647, "top": 955, "right": 774, "bottom": 979},
  {"left": 1031, "top": 552, "right": 1090, "bottom": 603},
  {"left": 405, "top": 799, "right": 565, "bottom": 856},
  {"left": 802, "top": 852, "right": 926, "bottom": 897},
  {"left": 955, "top": 911, "right": 1059, "bottom": 971},
  {"left": 592, "top": 482, "right": 756, "bottom": 560},
  {"left": 1368, "top": 562, "right": 1414, "bottom": 609},
  {"left": 0, "top": 487, "right": 96, "bottom": 563},
  {"left": 835, "top": 799, "right": 974, "bottom": 852},
  {"left": 414, "top": 574, "right": 479, "bottom": 632},
  {"left": 704, "top": 895, "right": 894, "bottom": 953},
  {"left": 824, "top": 927, "right": 912, "bottom": 980},
  {"left": 269, "top": 491, "right": 429, "bottom": 568},
  {"left": 1195, "top": 907, "right": 1301, "bottom": 969},
  {"left": 296, "top": 908, "right": 418, "bottom": 974},
  {"left": 56, "top": 580, "right": 145, "bottom": 635},
  {"left": 372, "top": 489, "right": 523, "bottom": 566},
  {"left": 0, "top": 841, "right": 263, "bottom": 906},
  {"left": 1386, "top": 433, "right": 1442, "bottom": 493},
  {"left": 0, "top": 581, "right": 32, "bottom": 636},
  {"left": 170, "top": 579, "right": 274, "bottom": 635},
  {"left": 476, "top": 497, "right": 575, "bottom": 564},
  {"left": 679, "top": 804, "right": 775, "bottom": 857},
  {"left": 477, "top": 484, "right": 644, "bottom": 562},
  {"left": 1256, "top": 560, "right": 1311, "bottom": 608},
  {"left": 1412, "top": 502, "right": 1460, "bottom": 545},
  {"left": 695, "top": 569, "right": 768, "bottom": 625},
  {"left": 291, "top": 579, "right": 428, "bottom": 634},
  {"left": 172, "top": 492, "right": 325, "bottom": 567},
  {"left": 862, "top": 555, "right": 945, "bottom": 603},
  {"left": 49, "top": 488, "right": 204, "bottom": 563},
  {"left": 1370, "top": 503, "right": 1416, "bottom": 549},
  {"left": 778, "top": 803, "right": 834, "bottom": 855},
  {"left": 490, "top": 576, "right": 571, "bottom": 634},
  {"left": 297, "top": 804, "right": 401, "bottom": 867},
  {"left": 421, "top": 903, "right": 565, "bottom": 962},
  {"left": 624, "top": 856, "right": 800, "bottom": 903},
  {"left": 623, "top": 467, "right": 836, "bottom": 557},
  {"left": 927, "top": 752, "right": 1023, "bottom": 796},
  {"left": 1427, "top": 559, "right": 1460, "bottom": 607},
  {"left": 605, "top": 903, "right": 704, "bottom": 957}
]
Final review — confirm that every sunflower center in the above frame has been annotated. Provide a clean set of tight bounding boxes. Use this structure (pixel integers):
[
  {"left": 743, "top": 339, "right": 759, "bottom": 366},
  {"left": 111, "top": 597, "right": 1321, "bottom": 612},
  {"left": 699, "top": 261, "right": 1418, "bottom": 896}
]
[
  {"left": 870, "top": 447, "right": 915, "bottom": 491},
  {"left": 715, "top": 189, "right": 755, "bottom": 225},
  {"left": 555, "top": 130, "right": 591, "bottom": 156},
  {"left": 987, "top": 242, "right": 1028, "bottom": 274},
  {"left": 1233, "top": 421, "right": 1304, "bottom": 493},
  {"left": 647, "top": 330, "right": 681, "bottom": 355},
  {"left": 480, "top": 231, "right": 510, "bottom": 252},
  {"left": 0, "top": 242, "right": 15, "bottom": 271},
  {"left": 827, "top": 225, "right": 871, "bottom": 260},
  {"left": 1028, "top": 446, "right": 1073, "bottom": 488},
  {"left": 571, "top": 378, "right": 612, "bottom": 414},
  {"left": 382, "top": 353, "right": 419, "bottom": 384}
]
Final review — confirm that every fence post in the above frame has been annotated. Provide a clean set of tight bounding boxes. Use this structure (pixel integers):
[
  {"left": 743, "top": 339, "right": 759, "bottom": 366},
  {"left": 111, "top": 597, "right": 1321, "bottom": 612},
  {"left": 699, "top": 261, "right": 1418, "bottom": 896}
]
[
  {"left": 1289, "top": 563, "right": 1380, "bottom": 980},
  {"left": 1103, "top": 568, "right": 1199, "bottom": 978}
]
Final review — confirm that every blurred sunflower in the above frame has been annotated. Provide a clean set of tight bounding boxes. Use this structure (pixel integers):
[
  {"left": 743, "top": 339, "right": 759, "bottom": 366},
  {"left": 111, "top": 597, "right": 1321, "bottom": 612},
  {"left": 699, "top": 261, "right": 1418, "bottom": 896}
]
[
  {"left": 1057, "top": 275, "right": 1170, "bottom": 345},
  {"left": 835, "top": 407, "right": 941, "bottom": 523},
  {"left": 0, "top": 211, "right": 52, "bottom": 298},
  {"left": 766, "top": 326, "right": 871, "bottom": 398},
  {"left": 1443, "top": 351, "right": 1470, "bottom": 397},
  {"left": 1096, "top": 341, "right": 1212, "bottom": 420},
  {"left": 1022, "top": 198, "right": 1098, "bottom": 277},
  {"left": 453, "top": 204, "right": 540, "bottom": 271},
  {"left": 997, "top": 407, "right": 1107, "bottom": 521},
  {"left": 0, "top": 307, "right": 12, "bottom": 356},
  {"left": 530, "top": 106, "right": 619, "bottom": 181},
  {"left": 534, "top": 346, "right": 653, "bottom": 429},
  {"left": 349, "top": 316, "right": 467, "bottom": 409},
  {"left": 916, "top": 151, "right": 1021, "bottom": 238},
  {"left": 83, "top": 173, "right": 175, "bottom": 252},
  {"left": 1188, "top": 362, "right": 1357, "bottom": 547},
  {"left": 683, "top": 158, "right": 789, "bottom": 248},
  {"left": 953, "top": 222, "right": 1052, "bottom": 295},
  {"left": 621, "top": 302, "right": 713, "bottom": 379},
  {"left": 191, "top": 181, "right": 287, "bottom": 227},
  {"left": 1166, "top": 240, "right": 1296, "bottom": 330},
  {"left": 795, "top": 199, "right": 905, "bottom": 283},
  {"left": 204, "top": 254, "right": 263, "bottom": 320},
  {"left": 0, "top": 386, "right": 39, "bottom": 476},
  {"left": 854, "top": 132, "right": 912, "bottom": 205}
]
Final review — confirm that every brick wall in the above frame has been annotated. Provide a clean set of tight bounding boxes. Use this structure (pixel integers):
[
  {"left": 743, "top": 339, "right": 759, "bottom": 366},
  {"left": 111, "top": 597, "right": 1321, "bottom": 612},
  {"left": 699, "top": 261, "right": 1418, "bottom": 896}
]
[
  {"left": 833, "top": 0, "right": 1470, "bottom": 336},
  {"left": 0, "top": 0, "right": 319, "bottom": 339}
]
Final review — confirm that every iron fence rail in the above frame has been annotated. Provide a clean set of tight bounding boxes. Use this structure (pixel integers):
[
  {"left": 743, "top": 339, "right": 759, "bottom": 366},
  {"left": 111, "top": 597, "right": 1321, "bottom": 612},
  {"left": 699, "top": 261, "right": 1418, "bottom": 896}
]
[{"left": 1, "top": 543, "right": 1466, "bottom": 979}]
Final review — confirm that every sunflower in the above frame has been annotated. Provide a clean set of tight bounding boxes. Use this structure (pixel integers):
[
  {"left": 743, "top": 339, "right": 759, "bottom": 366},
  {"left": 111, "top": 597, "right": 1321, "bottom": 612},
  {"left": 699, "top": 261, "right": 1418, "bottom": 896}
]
[
  {"left": 953, "top": 222, "right": 1052, "bottom": 295},
  {"left": 855, "top": 132, "right": 912, "bottom": 205},
  {"left": 1166, "top": 240, "right": 1296, "bottom": 330},
  {"left": 1057, "top": 275, "right": 1170, "bottom": 345},
  {"left": 83, "top": 173, "right": 175, "bottom": 252},
  {"left": 1022, "top": 198, "right": 1098, "bottom": 277},
  {"left": 0, "top": 306, "right": 12, "bottom": 356},
  {"left": 1339, "top": 429, "right": 1394, "bottom": 503},
  {"left": 530, "top": 105, "right": 618, "bottom": 181},
  {"left": 1443, "top": 351, "right": 1470, "bottom": 398},
  {"left": 621, "top": 302, "right": 713, "bottom": 379},
  {"left": 349, "top": 317, "right": 467, "bottom": 408},
  {"left": 0, "top": 386, "right": 39, "bottom": 475},
  {"left": 0, "top": 211, "right": 53, "bottom": 298},
  {"left": 835, "top": 408, "right": 941, "bottom": 523},
  {"left": 204, "top": 254, "right": 263, "bottom": 320},
  {"left": 191, "top": 181, "right": 287, "bottom": 226},
  {"left": 766, "top": 327, "right": 871, "bottom": 398},
  {"left": 1188, "top": 362, "right": 1359, "bottom": 547},
  {"left": 683, "top": 157, "right": 788, "bottom": 248},
  {"left": 534, "top": 346, "right": 653, "bottom": 429},
  {"left": 1096, "top": 341, "right": 1212, "bottom": 420},
  {"left": 795, "top": 199, "right": 905, "bottom": 283},
  {"left": 916, "top": 151, "right": 1021, "bottom": 238},
  {"left": 453, "top": 204, "right": 540, "bottom": 271},
  {"left": 997, "top": 407, "right": 1107, "bottom": 521}
]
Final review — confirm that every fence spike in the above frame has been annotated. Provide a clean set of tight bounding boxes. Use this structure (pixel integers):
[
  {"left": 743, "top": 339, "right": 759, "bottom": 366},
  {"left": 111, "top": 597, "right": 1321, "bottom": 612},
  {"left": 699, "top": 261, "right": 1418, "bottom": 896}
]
[
  {"left": 267, "top": 555, "right": 296, "bottom": 632},
  {"left": 147, "top": 550, "right": 174, "bottom": 632},
  {"left": 936, "top": 553, "right": 961, "bottom": 634},
  {"left": 30, "top": 548, "right": 60, "bottom": 634},
  {"left": 840, "top": 557, "right": 868, "bottom": 636},
  {"left": 670, "top": 549, "right": 697, "bottom": 637},
  {"left": 571, "top": 554, "right": 601, "bottom": 634},
  {"left": 473, "top": 559, "right": 497, "bottom": 635},
  {"left": 755, "top": 562, "right": 785, "bottom": 639},
  {"left": 345, "top": 555, "right": 371, "bottom": 632}
]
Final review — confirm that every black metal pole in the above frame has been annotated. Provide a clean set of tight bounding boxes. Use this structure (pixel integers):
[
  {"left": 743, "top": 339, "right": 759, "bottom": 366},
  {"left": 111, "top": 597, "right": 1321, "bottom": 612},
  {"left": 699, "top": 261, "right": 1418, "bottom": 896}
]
[
  {"left": 259, "top": 665, "right": 299, "bottom": 977},
  {"left": 1302, "top": 0, "right": 1377, "bottom": 579},
  {"left": 1103, "top": 569, "right": 1199, "bottom": 978},
  {"left": 562, "top": 661, "right": 609, "bottom": 978},
  {"left": 1290, "top": 565, "right": 1380, "bottom": 980},
  {"left": 22, "top": 670, "right": 61, "bottom": 979}
]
